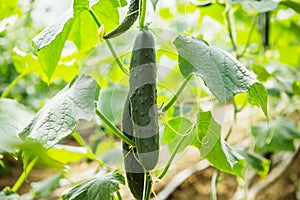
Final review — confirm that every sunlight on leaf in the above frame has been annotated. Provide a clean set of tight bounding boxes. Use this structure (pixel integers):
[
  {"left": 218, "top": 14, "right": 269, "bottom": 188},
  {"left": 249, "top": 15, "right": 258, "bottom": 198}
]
[
  {"left": 62, "top": 171, "right": 125, "bottom": 200},
  {"left": 19, "top": 75, "right": 99, "bottom": 149},
  {"left": 248, "top": 82, "right": 268, "bottom": 119},
  {"left": 192, "top": 111, "right": 245, "bottom": 178}
]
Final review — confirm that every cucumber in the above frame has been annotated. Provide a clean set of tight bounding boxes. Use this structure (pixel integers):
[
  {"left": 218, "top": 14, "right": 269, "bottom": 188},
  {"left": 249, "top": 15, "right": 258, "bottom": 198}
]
[
  {"left": 129, "top": 28, "right": 159, "bottom": 171},
  {"left": 103, "top": 0, "right": 139, "bottom": 39},
  {"left": 122, "top": 97, "right": 145, "bottom": 200}
]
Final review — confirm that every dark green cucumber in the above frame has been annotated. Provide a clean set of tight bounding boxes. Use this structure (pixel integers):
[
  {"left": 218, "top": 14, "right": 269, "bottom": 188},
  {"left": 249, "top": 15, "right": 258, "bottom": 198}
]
[
  {"left": 129, "top": 28, "right": 159, "bottom": 171},
  {"left": 103, "top": 0, "right": 139, "bottom": 39},
  {"left": 122, "top": 97, "right": 145, "bottom": 200}
]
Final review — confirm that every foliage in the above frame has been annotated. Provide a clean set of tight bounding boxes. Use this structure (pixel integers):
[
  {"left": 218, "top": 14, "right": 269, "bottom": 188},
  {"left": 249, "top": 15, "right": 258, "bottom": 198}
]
[{"left": 0, "top": 0, "right": 300, "bottom": 199}]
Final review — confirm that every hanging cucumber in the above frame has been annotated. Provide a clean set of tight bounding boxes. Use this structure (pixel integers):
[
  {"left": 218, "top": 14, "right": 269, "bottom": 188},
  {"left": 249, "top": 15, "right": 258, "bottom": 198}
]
[
  {"left": 122, "top": 97, "right": 145, "bottom": 200},
  {"left": 129, "top": 28, "right": 159, "bottom": 171},
  {"left": 103, "top": 0, "right": 139, "bottom": 39}
]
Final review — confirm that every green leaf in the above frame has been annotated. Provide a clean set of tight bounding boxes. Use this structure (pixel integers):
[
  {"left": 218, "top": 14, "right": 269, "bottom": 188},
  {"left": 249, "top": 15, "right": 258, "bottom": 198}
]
[
  {"left": 0, "top": 0, "right": 22, "bottom": 20},
  {"left": 192, "top": 112, "right": 245, "bottom": 177},
  {"left": 280, "top": 0, "right": 300, "bottom": 13},
  {"left": 98, "top": 85, "right": 128, "bottom": 125},
  {"left": 69, "top": 0, "right": 99, "bottom": 52},
  {"left": 0, "top": 99, "right": 34, "bottom": 153},
  {"left": 0, "top": 189, "right": 19, "bottom": 200},
  {"left": 159, "top": 7, "right": 174, "bottom": 20},
  {"left": 12, "top": 48, "right": 79, "bottom": 83},
  {"left": 47, "top": 144, "right": 88, "bottom": 164},
  {"left": 31, "top": 173, "right": 64, "bottom": 198},
  {"left": 91, "top": 0, "right": 120, "bottom": 32},
  {"left": 62, "top": 171, "right": 125, "bottom": 200},
  {"left": 233, "top": 0, "right": 279, "bottom": 12},
  {"left": 173, "top": 35, "right": 257, "bottom": 103},
  {"left": 248, "top": 82, "right": 268, "bottom": 119},
  {"left": 32, "top": 9, "right": 74, "bottom": 82},
  {"left": 252, "top": 117, "right": 300, "bottom": 153},
  {"left": 19, "top": 75, "right": 99, "bottom": 149},
  {"left": 236, "top": 149, "right": 270, "bottom": 178},
  {"left": 162, "top": 117, "right": 196, "bottom": 153}
]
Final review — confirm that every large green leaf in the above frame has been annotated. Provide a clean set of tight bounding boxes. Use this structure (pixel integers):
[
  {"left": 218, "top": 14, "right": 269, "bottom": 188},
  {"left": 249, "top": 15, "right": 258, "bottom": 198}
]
[
  {"left": 252, "top": 117, "right": 300, "bottom": 153},
  {"left": 162, "top": 117, "right": 196, "bottom": 153},
  {"left": 0, "top": 99, "right": 34, "bottom": 153},
  {"left": 62, "top": 171, "right": 125, "bottom": 200},
  {"left": 173, "top": 35, "right": 257, "bottom": 103},
  {"left": 236, "top": 149, "right": 270, "bottom": 178},
  {"left": 192, "top": 111, "right": 245, "bottom": 177},
  {"left": 19, "top": 75, "right": 99, "bottom": 149},
  {"left": 32, "top": 0, "right": 100, "bottom": 82},
  {"left": 12, "top": 48, "right": 79, "bottom": 83},
  {"left": 91, "top": 0, "right": 121, "bottom": 33},
  {"left": 32, "top": 9, "right": 74, "bottom": 82}
]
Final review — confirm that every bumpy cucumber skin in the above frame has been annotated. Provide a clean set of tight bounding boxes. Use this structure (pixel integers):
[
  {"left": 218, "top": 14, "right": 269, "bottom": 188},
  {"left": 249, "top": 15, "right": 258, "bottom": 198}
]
[
  {"left": 103, "top": 0, "right": 139, "bottom": 39},
  {"left": 122, "top": 97, "right": 145, "bottom": 200},
  {"left": 129, "top": 29, "right": 159, "bottom": 171}
]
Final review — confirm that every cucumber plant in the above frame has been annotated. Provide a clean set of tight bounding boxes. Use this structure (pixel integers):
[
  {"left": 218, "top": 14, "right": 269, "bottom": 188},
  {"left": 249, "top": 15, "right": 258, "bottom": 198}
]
[{"left": 2, "top": 0, "right": 300, "bottom": 200}]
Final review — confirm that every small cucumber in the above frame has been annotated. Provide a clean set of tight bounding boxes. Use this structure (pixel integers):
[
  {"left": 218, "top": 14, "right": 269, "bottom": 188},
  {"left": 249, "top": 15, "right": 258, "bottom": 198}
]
[
  {"left": 129, "top": 28, "right": 159, "bottom": 171},
  {"left": 122, "top": 97, "right": 145, "bottom": 200},
  {"left": 103, "top": 0, "right": 139, "bottom": 39}
]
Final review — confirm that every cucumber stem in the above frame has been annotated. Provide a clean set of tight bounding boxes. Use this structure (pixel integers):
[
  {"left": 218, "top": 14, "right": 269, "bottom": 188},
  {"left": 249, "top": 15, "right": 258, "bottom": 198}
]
[
  {"left": 11, "top": 157, "right": 38, "bottom": 192},
  {"left": 88, "top": 8, "right": 129, "bottom": 75},
  {"left": 105, "top": 40, "right": 129, "bottom": 75},
  {"left": 72, "top": 132, "right": 105, "bottom": 166},
  {"left": 162, "top": 73, "right": 193, "bottom": 112},
  {"left": 139, "top": 0, "right": 147, "bottom": 29},
  {"left": 95, "top": 109, "right": 135, "bottom": 146},
  {"left": 157, "top": 124, "right": 195, "bottom": 180},
  {"left": 1, "top": 73, "right": 26, "bottom": 98}
]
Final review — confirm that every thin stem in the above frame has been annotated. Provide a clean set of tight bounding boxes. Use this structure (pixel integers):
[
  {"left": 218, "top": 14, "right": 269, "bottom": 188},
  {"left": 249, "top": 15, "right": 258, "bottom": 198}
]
[
  {"left": 225, "top": 9, "right": 237, "bottom": 52},
  {"left": 11, "top": 157, "right": 38, "bottom": 192},
  {"left": 1, "top": 73, "right": 26, "bottom": 98},
  {"left": 225, "top": 99, "right": 238, "bottom": 141},
  {"left": 116, "top": 191, "right": 123, "bottom": 200},
  {"left": 238, "top": 15, "right": 258, "bottom": 58},
  {"left": 157, "top": 124, "right": 195, "bottom": 180},
  {"left": 139, "top": 0, "right": 147, "bottom": 29},
  {"left": 95, "top": 109, "right": 135, "bottom": 147},
  {"left": 72, "top": 132, "right": 105, "bottom": 166},
  {"left": 210, "top": 170, "right": 219, "bottom": 200},
  {"left": 88, "top": 8, "right": 101, "bottom": 27},
  {"left": 162, "top": 73, "right": 193, "bottom": 112},
  {"left": 105, "top": 40, "right": 129, "bottom": 75},
  {"left": 88, "top": 8, "right": 128, "bottom": 75},
  {"left": 143, "top": 172, "right": 152, "bottom": 200}
]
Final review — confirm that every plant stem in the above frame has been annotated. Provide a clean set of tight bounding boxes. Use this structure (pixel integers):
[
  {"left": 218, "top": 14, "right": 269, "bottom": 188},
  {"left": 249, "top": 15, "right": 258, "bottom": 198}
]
[
  {"left": 157, "top": 124, "right": 195, "bottom": 180},
  {"left": 105, "top": 40, "right": 129, "bottom": 75},
  {"left": 116, "top": 191, "right": 123, "bottom": 200},
  {"left": 210, "top": 170, "right": 219, "bottom": 200},
  {"left": 1, "top": 73, "right": 26, "bottom": 98},
  {"left": 72, "top": 132, "right": 105, "bottom": 166},
  {"left": 95, "top": 109, "right": 135, "bottom": 147},
  {"left": 139, "top": 0, "right": 147, "bottom": 29},
  {"left": 238, "top": 15, "right": 258, "bottom": 58},
  {"left": 88, "top": 8, "right": 128, "bottom": 75},
  {"left": 11, "top": 157, "right": 38, "bottom": 192},
  {"left": 162, "top": 73, "right": 193, "bottom": 112},
  {"left": 225, "top": 9, "right": 237, "bottom": 52}
]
